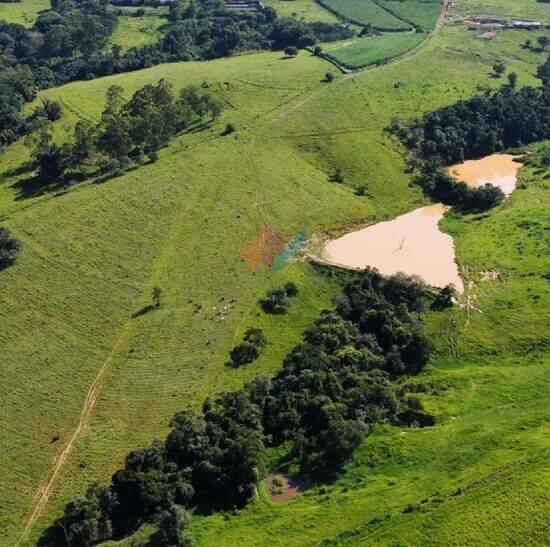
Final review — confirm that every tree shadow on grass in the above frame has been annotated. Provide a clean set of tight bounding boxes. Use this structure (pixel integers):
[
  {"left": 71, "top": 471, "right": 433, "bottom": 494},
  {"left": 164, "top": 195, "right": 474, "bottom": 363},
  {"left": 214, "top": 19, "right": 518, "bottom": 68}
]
[
  {"left": 2, "top": 160, "right": 35, "bottom": 178},
  {"left": 132, "top": 304, "right": 159, "bottom": 318}
]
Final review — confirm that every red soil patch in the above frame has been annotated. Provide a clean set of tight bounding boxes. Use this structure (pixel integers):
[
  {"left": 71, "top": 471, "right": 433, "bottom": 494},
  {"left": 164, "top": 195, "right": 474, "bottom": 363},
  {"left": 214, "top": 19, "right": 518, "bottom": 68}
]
[
  {"left": 265, "top": 473, "right": 306, "bottom": 502},
  {"left": 242, "top": 226, "right": 286, "bottom": 271}
]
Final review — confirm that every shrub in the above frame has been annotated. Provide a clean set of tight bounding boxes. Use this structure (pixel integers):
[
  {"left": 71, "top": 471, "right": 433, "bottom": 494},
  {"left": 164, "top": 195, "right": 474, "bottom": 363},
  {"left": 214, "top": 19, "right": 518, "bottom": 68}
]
[
  {"left": 260, "top": 287, "right": 291, "bottom": 314},
  {"left": 313, "top": 45, "right": 323, "bottom": 56},
  {"left": 331, "top": 167, "right": 344, "bottom": 183},
  {"left": 325, "top": 72, "right": 335, "bottom": 82},
  {"left": 243, "top": 328, "right": 267, "bottom": 348},
  {"left": 284, "top": 45, "right": 298, "bottom": 57},
  {"left": 0, "top": 227, "right": 21, "bottom": 269},
  {"left": 155, "top": 505, "right": 194, "bottom": 547},
  {"left": 283, "top": 281, "right": 298, "bottom": 297},
  {"left": 493, "top": 61, "right": 506, "bottom": 77},
  {"left": 42, "top": 99, "right": 63, "bottom": 121},
  {"left": 430, "top": 284, "right": 456, "bottom": 310},
  {"left": 230, "top": 342, "right": 259, "bottom": 365}
]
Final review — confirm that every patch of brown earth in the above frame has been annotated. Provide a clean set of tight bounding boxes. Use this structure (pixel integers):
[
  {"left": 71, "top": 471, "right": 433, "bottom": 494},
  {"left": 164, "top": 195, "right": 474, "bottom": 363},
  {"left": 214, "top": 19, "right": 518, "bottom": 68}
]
[
  {"left": 482, "top": 269, "right": 499, "bottom": 281},
  {"left": 242, "top": 226, "right": 286, "bottom": 271},
  {"left": 265, "top": 473, "right": 306, "bottom": 502}
]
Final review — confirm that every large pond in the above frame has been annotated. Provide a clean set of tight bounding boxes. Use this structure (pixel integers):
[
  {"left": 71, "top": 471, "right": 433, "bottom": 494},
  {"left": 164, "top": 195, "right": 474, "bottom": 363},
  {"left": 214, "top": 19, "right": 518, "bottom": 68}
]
[
  {"left": 321, "top": 204, "right": 464, "bottom": 292},
  {"left": 318, "top": 154, "right": 522, "bottom": 293}
]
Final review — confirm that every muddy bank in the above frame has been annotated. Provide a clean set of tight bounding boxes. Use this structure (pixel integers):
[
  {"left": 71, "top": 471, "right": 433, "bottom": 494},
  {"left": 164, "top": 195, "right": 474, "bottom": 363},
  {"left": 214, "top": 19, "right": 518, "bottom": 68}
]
[{"left": 321, "top": 204, "right": 464, "bottom": 292}]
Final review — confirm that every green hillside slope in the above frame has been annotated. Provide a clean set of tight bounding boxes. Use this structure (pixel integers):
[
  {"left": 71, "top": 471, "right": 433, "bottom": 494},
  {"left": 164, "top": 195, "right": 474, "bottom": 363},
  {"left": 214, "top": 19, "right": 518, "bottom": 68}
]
[{"left": 0, "top": 9, "right": 547, "bottom": 545}]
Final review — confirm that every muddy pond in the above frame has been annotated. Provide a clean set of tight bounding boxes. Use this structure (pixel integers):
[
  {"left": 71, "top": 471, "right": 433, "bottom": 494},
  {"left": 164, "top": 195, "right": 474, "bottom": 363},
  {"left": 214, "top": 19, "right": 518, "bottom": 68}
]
[{"left": 319, "top": 154, "right": 522, "bottom": 292}]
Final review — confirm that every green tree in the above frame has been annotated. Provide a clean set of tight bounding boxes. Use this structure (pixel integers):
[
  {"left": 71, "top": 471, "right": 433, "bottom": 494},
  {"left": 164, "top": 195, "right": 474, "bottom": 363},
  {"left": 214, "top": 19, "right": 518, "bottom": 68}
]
[
  {"left": 156, "top": 505, "right": 194, "bottom": 546},
  {"left": 493, "top": 61, "right": 506, "bottom": 77},
  {"left": 230, "top": 342, "right": 259, "bottom": 366},
  {"left": 0, "top": 227, "right": 21, "bottom": 269},
  {"left": 152, "top": 286, "right": 162, "bottom": 308},
  {"left": 284, "top": 45, "right": 298, "bottom": 57}
]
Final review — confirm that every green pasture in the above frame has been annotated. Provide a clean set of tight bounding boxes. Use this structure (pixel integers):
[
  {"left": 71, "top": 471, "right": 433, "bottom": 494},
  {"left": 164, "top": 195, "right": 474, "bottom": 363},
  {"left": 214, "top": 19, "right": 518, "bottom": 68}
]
[
  {"left": 107, "top": 15, "right": 166, "bottom": 53},
  {"left": 0, "top": 0, "right": 49, "bottom": 26},
  {"left": 263, "top": 0, "right": 341, "bottom": 23},
  {"left": 318, "top": 0, "right": 411, "bottom": 29},
  {"left": 0, "top": 16, "right": 547, "bottom": 547},
  {"left": 324, "top": 31, "right": 427, "bottom": 68}
]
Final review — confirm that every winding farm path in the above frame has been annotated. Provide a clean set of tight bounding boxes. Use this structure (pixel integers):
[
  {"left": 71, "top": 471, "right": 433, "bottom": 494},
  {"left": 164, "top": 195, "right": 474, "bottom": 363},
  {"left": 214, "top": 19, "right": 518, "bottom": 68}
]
[
  {"left": 19, "top": 2, "right": 451, "bottom": 543},
  {"left": 19, "top": 320, "right": 135, "bottom": 543}
]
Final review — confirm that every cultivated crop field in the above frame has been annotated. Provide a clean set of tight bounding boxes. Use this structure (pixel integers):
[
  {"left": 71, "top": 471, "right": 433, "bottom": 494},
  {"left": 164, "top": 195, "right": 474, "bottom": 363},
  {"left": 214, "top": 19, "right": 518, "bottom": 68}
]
[
  {"left": 0, "top": 0, "right": 49, "bottom": 26},
  {"left": 451, "top": 0, "right": 550, "bottom": 23},
  {"left": 324, "top": 31, "right": 427, "bottom": 68},
  {"left": 318, "top": 0, "right": 412, "bottom": 29},
  {"left": 377, "top": 0, "right": 442, "bottom": 30},
  {"left": 0, "top": 0, "right": 548, "bottom": 541}
]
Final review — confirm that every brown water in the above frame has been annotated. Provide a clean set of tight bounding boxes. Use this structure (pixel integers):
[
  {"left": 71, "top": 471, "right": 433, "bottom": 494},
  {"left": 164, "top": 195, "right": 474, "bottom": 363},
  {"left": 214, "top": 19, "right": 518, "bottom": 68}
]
[
  {"left": 321, "top": 204, "right": 464, "bottom": 292},
  {"left": 449, "top": 154, "right": 522, "bottom": 195}
]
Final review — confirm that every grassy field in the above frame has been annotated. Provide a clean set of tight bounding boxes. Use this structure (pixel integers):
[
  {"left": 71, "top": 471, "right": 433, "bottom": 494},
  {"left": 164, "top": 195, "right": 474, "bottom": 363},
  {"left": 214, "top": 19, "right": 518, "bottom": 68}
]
[
  {"left": 318, "top": 0, "right": 412, "bottom": 29},
  {"left": 323, "top": 31, "right": 427, "bottom": 68},
  {"left": 451, "top": 0, "right": 550, "bottom": 23},
  {"left": 0, "top": 10, "right": 548, "bottom": 547},
  {"left": 263, "top": 0, "right": 341, "bottom": 23},
  {"left": 107, "top": 15, "right": 166, "bottom": 53},
  {"left": 0, "top": 0, "right": 49, "bottom": 26},
  {"left": 377, "top": 0, "right": 442, "bottom": 30}
]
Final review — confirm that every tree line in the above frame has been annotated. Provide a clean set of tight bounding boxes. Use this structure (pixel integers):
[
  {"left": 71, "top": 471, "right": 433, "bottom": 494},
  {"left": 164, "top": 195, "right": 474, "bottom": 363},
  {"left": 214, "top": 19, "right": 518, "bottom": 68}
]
[
  {"left": 388, "top": 57, "right": 550, "bottom": 212},
  {"left": 42, "top": 268, "right": 444, "bottom": 546},
  {"left": 30, "top": 79, "right": 222, "bottom": 185},
  {"left": 0, "top": 0, "right": 353, "bottom": 151}
]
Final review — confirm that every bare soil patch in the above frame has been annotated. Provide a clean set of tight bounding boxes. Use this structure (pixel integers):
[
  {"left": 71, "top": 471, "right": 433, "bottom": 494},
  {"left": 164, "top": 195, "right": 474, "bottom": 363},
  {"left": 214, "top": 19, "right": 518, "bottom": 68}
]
[{"left": 266, "top": 473, "right": 307, "bottom": 502}]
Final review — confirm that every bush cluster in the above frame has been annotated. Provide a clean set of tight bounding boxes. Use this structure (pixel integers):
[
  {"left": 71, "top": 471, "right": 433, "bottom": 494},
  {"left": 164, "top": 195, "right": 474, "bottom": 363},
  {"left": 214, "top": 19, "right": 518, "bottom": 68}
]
[
  {"left": 413, "top": 165, "right": 505, "bottom": 213},
  {"left": 260, "top": 282, "right": 298, "bottom": 314},
  {"left": 47, "top": 269, "right": 435, "bottom": 545},
  {"left": 229, "top": 328, "right": 268, "bottom": 366},
  {"left": 0, "top": 227, "right": 21, "bottom": 270}
]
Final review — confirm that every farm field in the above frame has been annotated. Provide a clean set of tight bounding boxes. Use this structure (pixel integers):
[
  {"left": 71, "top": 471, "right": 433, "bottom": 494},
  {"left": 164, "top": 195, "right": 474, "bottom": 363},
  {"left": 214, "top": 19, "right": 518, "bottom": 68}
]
[
  {"left": 451, "top": 0, "right": 550, "bottom": 23},
  {"left": 318, "top": 0, "right": 412, "bottom": 29},
  {"left": 263, "top": 0, "right": 341, "bottom": 23},
  {"left": 377, "top": 0, "right": 442, "bottom": 30},
  {"left": 0, "top": 0, "right": 49, "bottom": 26},
  {"left": 0, "top": 0, "right": 548, "bottom": 540},
  {"left": 107, "top": 15, "right": 166, "bottom": 53},
  {"left": 323, "top": 31, "right": 427, "bottom": 68}
]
